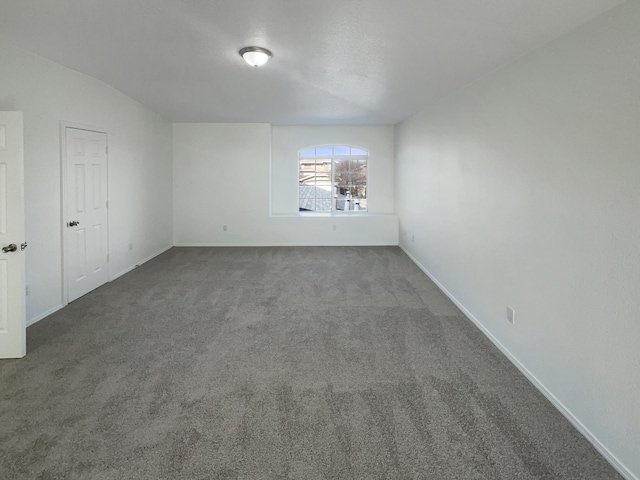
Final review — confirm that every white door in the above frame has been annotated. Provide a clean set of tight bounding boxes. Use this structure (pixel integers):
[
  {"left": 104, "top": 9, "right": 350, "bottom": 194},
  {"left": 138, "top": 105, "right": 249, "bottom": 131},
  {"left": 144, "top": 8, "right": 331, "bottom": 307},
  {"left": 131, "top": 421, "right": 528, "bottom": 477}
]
[
  {"left": 0, "top": 112, "right": 26, "bottom": 359},
  {"left": 65, "top": 127, "right": 109, "bottom": 302}
]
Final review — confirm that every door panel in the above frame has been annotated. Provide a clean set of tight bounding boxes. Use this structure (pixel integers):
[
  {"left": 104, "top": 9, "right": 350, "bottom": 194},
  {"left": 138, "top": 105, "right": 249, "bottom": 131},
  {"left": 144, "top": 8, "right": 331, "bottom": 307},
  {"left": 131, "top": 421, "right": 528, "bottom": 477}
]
[
  {"left": 0, "top": 112, "right": 26, "bottom": 359},
  {"left": 75, "top": 228, "right": 87, "bottom": 281},
  {"left": 75, "top": 164, "right": 85, "bottom": 213},
  {"left": 92, "top": 164, "right": 101, "bottom": 209},
  {"left": 0, "top": 164, "right": 7, "bottom": 234},
  {"left": 65, "top": 128, "right": 108, "bottom": 302},
  {"left": 0, "top": 259, "right": 9, "bottom": 331}
]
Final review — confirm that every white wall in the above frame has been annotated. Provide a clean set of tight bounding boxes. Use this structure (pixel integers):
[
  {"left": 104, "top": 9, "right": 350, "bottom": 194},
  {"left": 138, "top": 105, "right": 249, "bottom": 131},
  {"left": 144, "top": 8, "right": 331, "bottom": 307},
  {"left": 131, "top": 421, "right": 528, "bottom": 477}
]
[
  {"left": 0, "top": 42, "right": 173, "bottom": 325},
  {"left": 173, "top": 124, "right": 398, "bottom": 246},
  {"left": 395, "top": 2, "right": 640, "bottom": 478}
]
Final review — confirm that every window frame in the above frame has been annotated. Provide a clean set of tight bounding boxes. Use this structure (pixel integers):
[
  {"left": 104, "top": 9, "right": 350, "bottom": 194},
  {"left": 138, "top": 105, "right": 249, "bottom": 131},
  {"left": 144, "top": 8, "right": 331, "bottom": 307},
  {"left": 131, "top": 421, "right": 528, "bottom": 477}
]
[{"left": 298, "top": 145, "right": 369, "bottom": 213}]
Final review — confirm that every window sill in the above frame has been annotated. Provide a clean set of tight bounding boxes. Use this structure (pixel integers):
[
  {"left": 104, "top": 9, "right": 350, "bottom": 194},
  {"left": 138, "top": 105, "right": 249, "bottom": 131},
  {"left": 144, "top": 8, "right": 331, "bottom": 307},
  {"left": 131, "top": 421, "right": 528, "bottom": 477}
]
[{"left": 270, "top": 212, "right": 394, "bottom": 218}]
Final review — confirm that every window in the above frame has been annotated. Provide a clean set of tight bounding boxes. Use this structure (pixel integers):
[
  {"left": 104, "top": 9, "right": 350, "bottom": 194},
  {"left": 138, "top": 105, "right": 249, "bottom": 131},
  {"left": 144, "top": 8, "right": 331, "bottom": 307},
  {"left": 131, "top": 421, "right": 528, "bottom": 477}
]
[{"left": 299, "top": 145, "right": 368, "bottom": 212}]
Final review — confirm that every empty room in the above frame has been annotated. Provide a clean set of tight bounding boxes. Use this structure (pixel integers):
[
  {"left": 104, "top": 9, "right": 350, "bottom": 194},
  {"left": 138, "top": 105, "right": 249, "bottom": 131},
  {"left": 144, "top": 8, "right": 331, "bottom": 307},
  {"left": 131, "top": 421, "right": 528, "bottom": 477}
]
[{"left": 0, "top": 0, "right": 638, "bottom": 478}]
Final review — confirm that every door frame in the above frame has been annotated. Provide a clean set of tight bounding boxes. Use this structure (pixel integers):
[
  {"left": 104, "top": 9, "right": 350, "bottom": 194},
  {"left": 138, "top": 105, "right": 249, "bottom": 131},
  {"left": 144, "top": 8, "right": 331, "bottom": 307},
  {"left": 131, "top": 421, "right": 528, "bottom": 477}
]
[{"left": 60, "top": 121, "right": 111, "bottom": 305}]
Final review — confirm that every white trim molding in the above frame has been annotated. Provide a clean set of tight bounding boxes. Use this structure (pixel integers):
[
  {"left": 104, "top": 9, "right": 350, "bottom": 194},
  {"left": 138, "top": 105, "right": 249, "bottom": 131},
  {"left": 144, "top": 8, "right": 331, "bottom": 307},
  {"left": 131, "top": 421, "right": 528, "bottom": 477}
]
[
  {"left": 399, "top": 244, "right": 638, "bottom": 480},
  {"left": 26, "top": 304, "right": 64, "bottom": 327},
  {"left": 27, "top": 245, "right": 172, "bottom": 327},
  {"left": 111, "top": 245, "right": 173, "bottom": 281},
  {"left": 173, "top": 242, "right": 398, "bottom": 247}
]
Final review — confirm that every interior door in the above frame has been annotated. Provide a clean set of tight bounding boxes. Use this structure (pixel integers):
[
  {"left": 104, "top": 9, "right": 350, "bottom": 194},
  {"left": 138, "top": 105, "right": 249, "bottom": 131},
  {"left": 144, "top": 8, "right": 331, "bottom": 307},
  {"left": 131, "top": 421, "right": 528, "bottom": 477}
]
[
  {"left": 65, "top": 127, "right": 109, "bottom": 302},
  {"left": 0, "top": 112, "right": 26, "bottom": 359}
]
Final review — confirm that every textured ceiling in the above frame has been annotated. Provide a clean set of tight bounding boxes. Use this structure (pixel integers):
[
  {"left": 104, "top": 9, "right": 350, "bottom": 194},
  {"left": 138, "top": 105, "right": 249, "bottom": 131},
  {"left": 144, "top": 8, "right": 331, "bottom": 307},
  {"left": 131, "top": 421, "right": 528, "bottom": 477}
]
[{"left": 0, "top": 0, "right": 627, "bottom": 125}]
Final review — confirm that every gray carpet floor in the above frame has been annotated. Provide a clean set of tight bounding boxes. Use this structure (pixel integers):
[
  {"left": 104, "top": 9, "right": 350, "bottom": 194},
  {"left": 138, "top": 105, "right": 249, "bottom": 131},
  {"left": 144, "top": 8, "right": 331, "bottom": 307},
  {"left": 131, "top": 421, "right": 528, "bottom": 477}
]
[{"left": 0, "top": 247, "right": 621, "bottom": 479}]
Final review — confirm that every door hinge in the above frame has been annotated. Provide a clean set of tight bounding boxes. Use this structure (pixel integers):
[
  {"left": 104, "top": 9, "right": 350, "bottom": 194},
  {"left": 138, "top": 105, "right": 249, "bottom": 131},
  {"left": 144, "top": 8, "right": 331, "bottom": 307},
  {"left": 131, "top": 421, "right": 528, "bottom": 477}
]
[
  {"left": 106, "top": 200, "right": 109, "bottom": 208},
  {"left": 106, "top": 253, "right": 110, "bottom": 263},
  {"left": 105, "top": 145, "right": 109, "bottom": 155}
]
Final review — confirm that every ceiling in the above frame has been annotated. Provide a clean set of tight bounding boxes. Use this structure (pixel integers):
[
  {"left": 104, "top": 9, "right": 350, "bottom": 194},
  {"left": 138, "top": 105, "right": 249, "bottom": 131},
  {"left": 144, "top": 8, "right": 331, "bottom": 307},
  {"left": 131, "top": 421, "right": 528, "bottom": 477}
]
[{"left": 0, "top": 0, "right": 626, "bottom": 125}]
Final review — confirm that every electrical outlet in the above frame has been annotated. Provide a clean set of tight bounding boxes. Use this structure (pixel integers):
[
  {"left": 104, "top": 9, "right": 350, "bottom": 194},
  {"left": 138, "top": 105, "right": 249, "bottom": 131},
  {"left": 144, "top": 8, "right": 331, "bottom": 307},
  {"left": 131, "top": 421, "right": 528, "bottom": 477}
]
[
  {"left": 332, "top": 225, "right": 337, "bottom": 231},
  {"left": 223, "top": 225, "right": 228, "bottom": 231},
  {"left": 507, "top": 307, "right": 516, "bottom": 325},
  {"left": 25, "top": 284, "right": 31, "bottom": 296}
]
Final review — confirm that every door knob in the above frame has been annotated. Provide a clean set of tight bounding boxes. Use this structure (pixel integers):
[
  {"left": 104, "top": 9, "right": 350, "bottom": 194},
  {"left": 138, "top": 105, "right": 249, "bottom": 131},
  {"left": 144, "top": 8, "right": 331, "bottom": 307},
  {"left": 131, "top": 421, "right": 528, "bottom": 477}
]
[
  {"left": 67, "top": 221, "right": 80, "bottom": 227},
  {"left": 2, "top": 244, "right": 17, "bottom": 253}
]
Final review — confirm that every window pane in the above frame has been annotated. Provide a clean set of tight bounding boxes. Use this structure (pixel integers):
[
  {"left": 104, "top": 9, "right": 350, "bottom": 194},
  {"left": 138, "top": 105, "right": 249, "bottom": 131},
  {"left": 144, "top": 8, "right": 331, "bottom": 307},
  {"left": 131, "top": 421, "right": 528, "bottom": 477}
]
[
  {"left": 315, "top": 159, "right": 331, "bottom": 173},
  {"left": 315, "top": 176, "right": 331, "bottom": 186},
  {"left": 315, "top": 145, "right": 332, "bottom": 156},
  {"left": 299, "top": 198, "right": 315, "bottom": 211},
  {"left": 299, "top": 170, "right": 315, "bottom": 184},
  {"left": 355, "top": 198, "right": 367, "bottom": 211},
  {"left": 299, "top": 160, "right": 315, "bottom": 176},
  {"left": 299, "top": 185, "right": 314, "bottom": 201},
  {"left": 350, "top": 147, "right": 367, "bottom": 156},
  {"left": 335, "top": 185, "right": 348, "bottom": 196},
  {"left": 299, "top": 159, "right": 315, "bottom": 169},
  {"left": 344, "top": 194, "right": 356, "bottom": 210},
  {"left": 333, "top": 145, "right": 350, "bottom": 155},
  {"left": 334, "top": 159, "right": 348, "bottom": 185},
  {"left": 299, "top": 185, "right": 315, "bottom": 211},
  {"left": 350, "top": 159, "right": 367, "bottom": 184},
  {"left": 316, "top": 198, "right": 331, "bottom": 211},
  {"left": 315, "top": 186, "right": 332, "bottom": 198},
  {"left": 300, "top": 148, "right": 315, "bottom": 157},
  {"left": 315, "top": 170, "right": 331, "bottom": 184}
]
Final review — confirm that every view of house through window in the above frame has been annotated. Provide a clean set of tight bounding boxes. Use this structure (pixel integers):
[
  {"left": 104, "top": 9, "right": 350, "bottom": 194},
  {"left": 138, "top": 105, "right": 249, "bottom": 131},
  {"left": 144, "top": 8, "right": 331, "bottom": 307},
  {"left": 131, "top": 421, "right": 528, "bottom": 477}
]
[{"left": 299, "top": 145, "right": 368, "bottom": 212}]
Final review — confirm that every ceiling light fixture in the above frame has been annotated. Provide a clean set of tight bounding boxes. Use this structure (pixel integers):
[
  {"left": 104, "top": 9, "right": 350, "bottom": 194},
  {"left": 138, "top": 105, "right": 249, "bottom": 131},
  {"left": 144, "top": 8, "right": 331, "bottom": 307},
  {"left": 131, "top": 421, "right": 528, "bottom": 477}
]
[{"left": 239, "top": 46, "right": 272, "bottom": 67}]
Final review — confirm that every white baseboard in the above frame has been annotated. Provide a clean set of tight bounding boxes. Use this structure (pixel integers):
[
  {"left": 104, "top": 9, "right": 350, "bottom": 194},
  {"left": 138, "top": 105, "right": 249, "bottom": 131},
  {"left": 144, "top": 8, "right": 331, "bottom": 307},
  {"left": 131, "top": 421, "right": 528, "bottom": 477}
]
[
  {"left": 26, "top": 246, "right": 173, "bottom": 328},
  {"left": 173, "top": 242, "right": 398, "bottom": 247},
  {"left": 26, "top": 304, "right": 64, "bottom": 327},
  {"left": 399, "top": 244, "right": 638, "bottom": 480},
  {"left": 111, "top": 244, "right": 173, "bottom": 280}
]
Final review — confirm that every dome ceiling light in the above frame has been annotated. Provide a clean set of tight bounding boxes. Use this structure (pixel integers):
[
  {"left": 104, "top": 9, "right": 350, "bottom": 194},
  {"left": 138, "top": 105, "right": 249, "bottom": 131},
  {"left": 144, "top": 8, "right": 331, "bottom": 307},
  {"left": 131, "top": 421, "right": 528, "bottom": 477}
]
[{"left": 239, "top": 46, "right": 272, "bottom": 67}]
